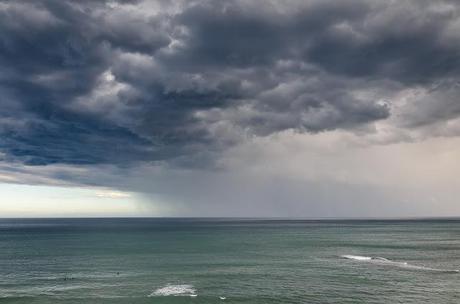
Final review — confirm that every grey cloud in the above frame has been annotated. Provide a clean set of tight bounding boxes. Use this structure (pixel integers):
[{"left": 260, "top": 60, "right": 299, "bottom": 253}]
[
  {"left": 395, "top": 80, "right": 460, "bottom": 137},
  {"left": 0, "top": 0, "right": 458, "bottom": 169}
]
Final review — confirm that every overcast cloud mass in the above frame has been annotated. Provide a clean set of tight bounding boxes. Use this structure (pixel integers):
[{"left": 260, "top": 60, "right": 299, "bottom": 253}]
[{"left": 1, "top": 0, "right": 460, "bottom": 217}]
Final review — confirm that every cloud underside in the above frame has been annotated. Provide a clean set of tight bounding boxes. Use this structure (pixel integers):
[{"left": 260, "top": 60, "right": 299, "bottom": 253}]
[{"left": 1, "top": 0, "right": 460, "bottom": 169}]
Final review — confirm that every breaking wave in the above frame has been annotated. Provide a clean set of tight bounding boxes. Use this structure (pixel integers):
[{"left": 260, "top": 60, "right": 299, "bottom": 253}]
[
  {"left": 341, "top": 255, "right": 459, "bottom": 273},
  {"left": 149, "top": 284, "right": 196, "bottom": 297},
  {"left": 342, "top": 255, "right": 372, "bottom": 261}
]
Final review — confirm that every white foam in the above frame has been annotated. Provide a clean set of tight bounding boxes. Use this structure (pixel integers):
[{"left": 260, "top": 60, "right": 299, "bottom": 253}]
[
  {"left": 220, "top": 296, "right": 226, "bottom": 300},
  {"left": 341, "top": 255, "right": 372, "bottom": 261},
  {"left": 149, "top": 284, "right": 196, "bottom": 297},
  {"left": 341, "top": 255, "right": 459, "bottom": 273}
]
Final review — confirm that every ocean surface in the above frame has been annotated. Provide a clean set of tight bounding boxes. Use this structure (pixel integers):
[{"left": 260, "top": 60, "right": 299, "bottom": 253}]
[{"left": 0, "top": 218, "right": 459, "bottom": 303}]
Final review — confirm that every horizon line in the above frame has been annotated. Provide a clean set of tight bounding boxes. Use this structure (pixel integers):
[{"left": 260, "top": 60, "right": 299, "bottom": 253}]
[{"left": 1, "top": 216, "right": 459, "bottom": 221}]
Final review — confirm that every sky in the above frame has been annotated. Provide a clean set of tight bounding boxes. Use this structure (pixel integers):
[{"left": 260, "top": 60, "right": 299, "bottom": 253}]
[{"left": 1, "top": 0, "right": 460, "bottom": 217}]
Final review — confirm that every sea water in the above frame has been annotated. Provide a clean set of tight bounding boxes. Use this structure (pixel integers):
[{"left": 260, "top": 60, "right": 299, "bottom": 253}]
[{"left": 0, "top": 218, "right": 459, "bottom": 303}]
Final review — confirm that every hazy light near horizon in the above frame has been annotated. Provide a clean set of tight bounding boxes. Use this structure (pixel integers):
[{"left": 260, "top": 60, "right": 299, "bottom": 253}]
[
  {"left": 0, "top": 184, "right": 149, "bottom": 217},
  {"left": 2, "top": 130, "right": 459, "bottom": 218}
]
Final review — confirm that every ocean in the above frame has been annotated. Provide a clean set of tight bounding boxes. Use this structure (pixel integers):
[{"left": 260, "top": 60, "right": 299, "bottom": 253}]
[{"left": 0, "top": 218, "right": 459, "bottom": 303}]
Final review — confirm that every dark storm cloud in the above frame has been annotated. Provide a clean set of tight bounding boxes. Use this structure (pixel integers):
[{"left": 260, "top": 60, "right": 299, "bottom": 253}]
[{"left": 0, "top": 0, "right": 459, "bottom": 167}]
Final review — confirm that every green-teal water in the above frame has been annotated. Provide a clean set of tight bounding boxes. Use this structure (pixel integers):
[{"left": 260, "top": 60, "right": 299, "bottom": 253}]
[{"left": 0, "top": 218, "right": 459, "bottom": 303}]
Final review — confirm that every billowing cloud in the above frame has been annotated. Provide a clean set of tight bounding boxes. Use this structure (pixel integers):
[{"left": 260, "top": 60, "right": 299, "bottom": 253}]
[{"left": 0, "top": 0, "right": 460, "bottom": 216}]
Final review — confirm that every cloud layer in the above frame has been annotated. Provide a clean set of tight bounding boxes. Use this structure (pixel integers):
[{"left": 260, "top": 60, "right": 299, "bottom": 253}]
[
  {"left": 1, "top": 0, "right": 460, "bottom": 216},
  {"left": 2, "top": 0, "right": 459, "bottom": 168}
]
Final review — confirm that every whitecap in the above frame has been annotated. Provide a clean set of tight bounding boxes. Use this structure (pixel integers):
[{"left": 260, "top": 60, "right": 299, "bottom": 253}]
[
  {"left": 341, "top": 255, "right": 459, "bottom": 273},
  {"left": 341, "top": 255, "right": 372, "bottom": 261},
  {"left": 149, "top": 284, "right": 196, "bottom": 297}
]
